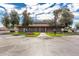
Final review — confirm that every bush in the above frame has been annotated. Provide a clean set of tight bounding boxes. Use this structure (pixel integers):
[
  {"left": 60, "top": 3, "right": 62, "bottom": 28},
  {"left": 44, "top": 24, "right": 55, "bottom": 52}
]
[{"left": 10, "top": 30, "right": 15, "bottom": 32}]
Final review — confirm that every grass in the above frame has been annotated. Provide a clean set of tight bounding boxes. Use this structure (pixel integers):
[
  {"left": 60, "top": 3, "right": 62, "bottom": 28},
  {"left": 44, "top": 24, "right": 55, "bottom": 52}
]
[
  {"left": 46, "top": 32, "right": 79, "bottom": 37},
  {"left": 12, "top": 32, "right": 40, "bottom": 37},
  {"left": 63, "top": 32, "right": 79, "bottom": 35},
  {"left": 25, "top": 32, "right": 40, "bottom": 37},
  {"left": 11, "top": 31, "right": 79, "bottom": 37},
  {"left": 12, "top": 32, "right": 26, "bottom": 35},
  {"left": 46, "top": 32, "right": 64, "bottom": 37}
]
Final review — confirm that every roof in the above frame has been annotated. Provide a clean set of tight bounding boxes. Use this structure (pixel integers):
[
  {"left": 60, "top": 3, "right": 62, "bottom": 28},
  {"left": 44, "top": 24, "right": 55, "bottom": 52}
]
[
  {"left": 0, "top": 27, "right": 8, "bottom": 31},
  {"left": 17, "top": 24, "right": 65, "bottom": 28},
  {"left": 29, "top": 24, "right": 50, "bottom": 27}
]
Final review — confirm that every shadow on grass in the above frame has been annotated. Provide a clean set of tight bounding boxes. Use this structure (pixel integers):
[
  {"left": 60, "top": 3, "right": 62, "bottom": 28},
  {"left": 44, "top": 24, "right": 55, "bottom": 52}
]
[{"left": 64, "top": 32, "right": 79, "bottom": 36}]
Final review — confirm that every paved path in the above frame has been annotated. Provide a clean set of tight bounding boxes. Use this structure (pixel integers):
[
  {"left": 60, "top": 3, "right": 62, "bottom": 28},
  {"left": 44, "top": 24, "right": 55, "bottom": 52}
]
[
  {"left": 38, "top": 33, "right": 49, "bottom": 37},
  {"left": 0, "top": 34, "right": 79, "bottom": 56}
]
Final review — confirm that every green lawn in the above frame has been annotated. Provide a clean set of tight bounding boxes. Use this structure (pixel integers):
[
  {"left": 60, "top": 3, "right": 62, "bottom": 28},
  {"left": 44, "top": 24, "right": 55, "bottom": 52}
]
[
  {"left": 11, "top": 32, "right": 79, "bottom": 37},
  {"left": 12, "top": 32, "right": 40, "bottom": 37},
  {"left": 12, "top": 32, "right": 26, "bottom": 35},
  {"left": 25, "top": 32, "right": 40, "bottom": 37},
  {"left": 46, "top": 32, "right": 79, "bottom": 37},
  {"left": 46, "top": 32, "right": 64, "bottom": 37}
]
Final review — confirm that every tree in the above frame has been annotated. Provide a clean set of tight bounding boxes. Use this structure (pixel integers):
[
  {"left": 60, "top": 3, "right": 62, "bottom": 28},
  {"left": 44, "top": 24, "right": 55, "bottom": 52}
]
[
  {"left": 2, "top": 15, "right": 10, "bottom": 29},
  {"left": 22, "top": 10, "right": 32, "bottom": 32},
  {"left": 52, "top": 8, "right": 74, "bottom": 33},
  {"left": 48, "top": 19, "right": 55, "bottom": 26},
  {"left": 10, "top": 10, "right": 19, "bottom": 32},
  {"left": 59, "top": 8, "right": 74, "bottom": 27},
  {"left": 53, "top": 9, "right": 62, "bottom": 34},
  {"left": 76, "top": 22, "right": 79, "bottom": 29}
]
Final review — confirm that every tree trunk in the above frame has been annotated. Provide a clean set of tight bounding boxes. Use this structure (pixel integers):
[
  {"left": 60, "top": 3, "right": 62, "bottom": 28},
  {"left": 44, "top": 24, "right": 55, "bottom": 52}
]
[{"left": 54, "top": 16, "right": 57, "bottom": 35}]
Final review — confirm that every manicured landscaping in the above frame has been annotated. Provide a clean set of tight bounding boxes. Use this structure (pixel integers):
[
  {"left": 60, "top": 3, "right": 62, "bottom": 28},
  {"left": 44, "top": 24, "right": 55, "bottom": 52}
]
[
  {"left": 25, "top": 32, "right": 40, "bottom": 37},
  {"left": 46, "top": 32, "right": 64, "bottom": 37},
  {"left": 12, "top": 32, "right": 40, "bottom": 37},
  {"left": 63, "top": 32, "right": 79, "bottom": 35},
  {"left": 46, "top": 32, "right": 79, "bottom": 37},
  {"left": 12, "top": 32, "right": 26, "bottom": 36}
]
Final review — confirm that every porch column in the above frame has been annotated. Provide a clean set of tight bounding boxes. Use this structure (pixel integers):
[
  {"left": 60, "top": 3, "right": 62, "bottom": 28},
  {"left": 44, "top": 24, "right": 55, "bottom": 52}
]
[
  {"left": 45, "top": 27, "right": 46, "bottom": 32},
  {"left": 39, "top": 28, "right": 40, "bottom": 32},
  {"left": 38, "top": 28, "right": 39, "bottom": 32},
  {"left": 28, "top": 28, "right": 30, "bottom": 32}
]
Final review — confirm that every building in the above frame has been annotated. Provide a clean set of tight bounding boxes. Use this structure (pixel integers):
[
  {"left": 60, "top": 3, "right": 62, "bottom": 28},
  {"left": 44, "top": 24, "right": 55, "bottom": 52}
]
[
  {"left": 17, "top": 24, "right": 65, "bottom": 32},
  {"left": 0, "top": 27, "right": 8, "bottom": 31}
]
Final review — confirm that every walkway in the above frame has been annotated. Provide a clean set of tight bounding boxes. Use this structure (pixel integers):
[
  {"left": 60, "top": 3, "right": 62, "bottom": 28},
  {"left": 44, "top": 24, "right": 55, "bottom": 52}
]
[{"left": 38, "top": 33, "right": 49, "bottom": 37}]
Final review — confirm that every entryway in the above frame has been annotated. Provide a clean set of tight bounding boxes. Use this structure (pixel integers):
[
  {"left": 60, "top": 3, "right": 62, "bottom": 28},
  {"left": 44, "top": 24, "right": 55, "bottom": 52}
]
[{"left": 38, "top": 33, "right": 49, "bottom": 37}]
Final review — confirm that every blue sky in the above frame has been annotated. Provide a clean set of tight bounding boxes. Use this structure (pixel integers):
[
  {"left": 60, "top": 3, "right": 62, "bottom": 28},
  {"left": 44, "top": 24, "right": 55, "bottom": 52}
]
[{"left": 0, "top": 3, "right": 79, "bottom": 28}]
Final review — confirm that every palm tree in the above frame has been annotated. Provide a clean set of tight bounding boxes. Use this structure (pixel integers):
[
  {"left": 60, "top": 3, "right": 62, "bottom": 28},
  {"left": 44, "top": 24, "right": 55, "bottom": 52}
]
[{"left": 22, "top": 10, "right": 30, "bottom": 32}]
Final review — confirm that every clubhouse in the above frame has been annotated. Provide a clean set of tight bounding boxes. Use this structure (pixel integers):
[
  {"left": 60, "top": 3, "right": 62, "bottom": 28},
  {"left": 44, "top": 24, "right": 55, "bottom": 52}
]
[{"left": 17, "top": 24, "right": 65, "bottom": 32}]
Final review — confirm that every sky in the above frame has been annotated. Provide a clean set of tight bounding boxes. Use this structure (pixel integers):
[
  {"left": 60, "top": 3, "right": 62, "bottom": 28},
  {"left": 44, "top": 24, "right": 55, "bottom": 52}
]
[{"left": 0, "top": 2, "right": 79, "bottom": 28}]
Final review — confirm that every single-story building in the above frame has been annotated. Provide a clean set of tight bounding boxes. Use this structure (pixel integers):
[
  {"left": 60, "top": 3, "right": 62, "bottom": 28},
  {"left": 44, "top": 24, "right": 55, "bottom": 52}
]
[{"left": 17, "top": 24, "right": 65, "bottom": 32}]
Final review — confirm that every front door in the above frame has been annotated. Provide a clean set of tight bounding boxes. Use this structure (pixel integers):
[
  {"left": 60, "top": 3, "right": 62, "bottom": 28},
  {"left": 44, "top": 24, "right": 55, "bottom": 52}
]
[{"left": 39, "top": 27, "right": 46, "bottom": 32}]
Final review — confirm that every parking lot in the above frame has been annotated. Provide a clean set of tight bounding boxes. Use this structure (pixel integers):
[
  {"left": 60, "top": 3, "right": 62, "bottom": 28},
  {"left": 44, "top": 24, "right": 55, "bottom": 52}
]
[{"left": 0, "top": 33, "right": 79, "bottom": 56}]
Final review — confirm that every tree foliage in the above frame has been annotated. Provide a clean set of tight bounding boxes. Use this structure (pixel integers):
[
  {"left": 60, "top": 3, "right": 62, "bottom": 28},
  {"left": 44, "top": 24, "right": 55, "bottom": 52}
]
[
  {"left": 22, "top": 10, "right": 29, "bottom": 27},
  {"left": 59, "top": 8, "right": 74, "bottom": 27},
  {"left": 2, "top": 10, "right": 20, "bottom": 31},
  {"left": 76, "top": 22, "right": 79, "bottom": 29},
  {"left": 10, "top": 10, "right": 19, "bottom": 28},
  {"left": 50, "top": 8, "right": 74, "bottom": 27},
  {"left": 2, "top": 16, "right": 10, "bottom": 28}
]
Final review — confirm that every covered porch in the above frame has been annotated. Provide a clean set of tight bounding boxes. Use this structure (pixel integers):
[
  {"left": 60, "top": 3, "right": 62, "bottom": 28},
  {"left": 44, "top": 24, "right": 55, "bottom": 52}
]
[{"left": 17, "top": 24, "right": 64, "bottom": 32}]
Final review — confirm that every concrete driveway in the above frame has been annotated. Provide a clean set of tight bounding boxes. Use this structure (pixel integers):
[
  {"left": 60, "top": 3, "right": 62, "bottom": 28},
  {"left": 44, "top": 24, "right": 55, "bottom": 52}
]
[{"left": 0, "top": 33, "right": 79, "bottom": 56}]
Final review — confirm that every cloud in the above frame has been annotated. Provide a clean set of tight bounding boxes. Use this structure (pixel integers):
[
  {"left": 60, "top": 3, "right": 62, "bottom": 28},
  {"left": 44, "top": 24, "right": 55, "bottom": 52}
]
[
  {"left": 73, "top": 12, "right": 79, "bottom": 16},
  {"left": 44, "top": 8, "right": 53, "bottom": 14},
  {"left": 0, "top": 3, "right": 79, "bottom": 28},
  {"left": 0, "top": 3, "right": 27, "bottom": 15},
  {"left": 15, "top": 7, "right": 26, "bottom": 14},
  {"left": 0, "top": 8, "right": 6, "bottom": 22},
  {"left": 37, "top": 14, "right": 53, "bottom": 20},
  {"left": 0, "top": 0, "right": 79, "bottom": 3},
  {"left": 27, "top": 3, "right": 55, "bottom": 16},
  {"left": 24, "top": 0, "right": 37, "bottom": 6},
  {"left": 0, "top": 3, "right": 16, "bottom": 14},
  {"left": 38, "top": 3, "right": 52, "bottom": 10},
  {"left": 72, "top": 3, "right": 79, "bottom": 12},
  {"left": 0, "top": 7, "right": 6, "bottom": 14},
  {"left": 25, "top": 3, "right": 77, "bottom": 21},
  {"left": 0, "top": 3, "right": 15, "bottom": 9}
]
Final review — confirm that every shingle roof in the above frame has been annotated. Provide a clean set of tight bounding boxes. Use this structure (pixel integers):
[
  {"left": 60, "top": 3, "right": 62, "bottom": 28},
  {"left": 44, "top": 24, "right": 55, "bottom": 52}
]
[
  {"left": 29, "top": 24, "right": 50, "bottom": 27},
  {"left": 17, "top": 24, "right": 65, "bottom": 28}
]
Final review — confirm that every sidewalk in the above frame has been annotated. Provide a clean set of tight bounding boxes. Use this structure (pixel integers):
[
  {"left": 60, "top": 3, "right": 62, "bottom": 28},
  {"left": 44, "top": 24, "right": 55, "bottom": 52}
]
[{"left": 38, "top": 33, "right": 49, "bottom": 37}]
